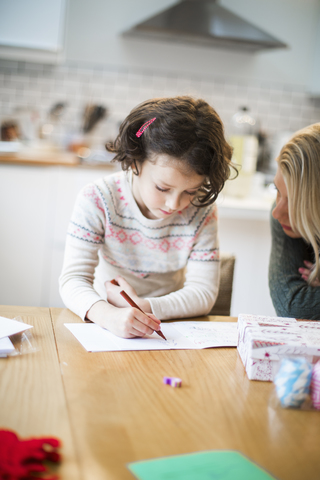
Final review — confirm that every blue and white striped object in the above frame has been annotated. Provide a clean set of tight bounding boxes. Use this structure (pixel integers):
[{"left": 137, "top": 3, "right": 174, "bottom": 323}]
[{"left": 274, "top": 358, "right": 312, "bottom": 408}]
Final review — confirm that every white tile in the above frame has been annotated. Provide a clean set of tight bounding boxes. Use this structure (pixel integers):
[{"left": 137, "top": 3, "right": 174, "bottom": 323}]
[{"left": 1, "top": 60, "right": 320, "bottom": 147}]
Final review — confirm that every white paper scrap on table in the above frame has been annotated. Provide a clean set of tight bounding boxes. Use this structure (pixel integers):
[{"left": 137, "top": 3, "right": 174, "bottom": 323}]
[
  {"left": 0, "top": 337, "right": 15, "bottom": 357},
  {"left": 0, "top": 316, "right": 33, "bottom": 340},
  {"left": 64, "top": 321, "right": 238, "bottom": 352}
]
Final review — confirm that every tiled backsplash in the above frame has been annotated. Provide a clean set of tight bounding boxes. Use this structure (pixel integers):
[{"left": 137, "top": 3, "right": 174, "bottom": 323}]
[{"left": 0, "top": 58, "right": 319, "bottom": 150}]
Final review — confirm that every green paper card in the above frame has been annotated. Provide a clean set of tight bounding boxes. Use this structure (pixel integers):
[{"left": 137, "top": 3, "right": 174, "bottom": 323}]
[{"left": 128, "top": 450, "right": 277, "bottom": 480}]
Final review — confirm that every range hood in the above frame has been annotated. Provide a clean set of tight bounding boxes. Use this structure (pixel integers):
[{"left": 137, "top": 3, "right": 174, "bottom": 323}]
[{"left": 124, "top": 0, "right": 287, "bottom": 52}]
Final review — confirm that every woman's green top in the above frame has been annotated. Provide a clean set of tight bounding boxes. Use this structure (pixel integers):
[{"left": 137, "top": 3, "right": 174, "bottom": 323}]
[{"left": 269, "top": 211, "right": 320, "bottom": 320}]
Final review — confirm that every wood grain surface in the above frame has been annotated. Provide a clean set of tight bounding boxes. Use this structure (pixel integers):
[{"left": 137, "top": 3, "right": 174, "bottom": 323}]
[
  {"left": 0, "top": 305, "right": 80, "bottom": 479},
  {"left": 0, "top": 151, "right": 115, "bottom": 168},
  {"left": 0, "top": 151, "right": 80, "bottom": 166},
  {"left": 51, "top": 308, "right": 320, "bottom": 480}
]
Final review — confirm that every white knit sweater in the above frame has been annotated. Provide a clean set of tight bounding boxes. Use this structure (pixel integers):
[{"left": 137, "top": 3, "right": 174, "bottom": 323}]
[{"left": 59, "top": 170, "right": 220, "bottom": 320}]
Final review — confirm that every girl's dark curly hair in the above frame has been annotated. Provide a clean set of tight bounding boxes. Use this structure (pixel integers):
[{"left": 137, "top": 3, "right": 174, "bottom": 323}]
[{"left": 106, "top": 96, "right": 237, "bottom": 207}]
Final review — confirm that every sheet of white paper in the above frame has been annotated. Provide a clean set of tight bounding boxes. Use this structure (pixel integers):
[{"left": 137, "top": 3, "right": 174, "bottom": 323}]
[
  {"left": 173, "top": 321, "right": 238, "bottom": 348},
  {"left": 64, "top": 321, "right": 238, "bottom": 353},
  {"left": 0, "top": 316, "right": 33, "bottom": 340},
  {"left": 0, "top": 336, "right": 15, "bottom": 357}
]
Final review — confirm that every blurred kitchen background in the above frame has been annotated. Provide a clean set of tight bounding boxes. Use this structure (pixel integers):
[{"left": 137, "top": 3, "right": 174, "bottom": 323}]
[{"left": 1, "top": 0, "right": 320, "bottom": 316}]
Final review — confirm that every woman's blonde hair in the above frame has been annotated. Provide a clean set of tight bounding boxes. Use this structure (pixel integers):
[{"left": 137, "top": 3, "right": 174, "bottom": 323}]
[{"left": 278, "top": 123, "right": 320, "bottom": 283}]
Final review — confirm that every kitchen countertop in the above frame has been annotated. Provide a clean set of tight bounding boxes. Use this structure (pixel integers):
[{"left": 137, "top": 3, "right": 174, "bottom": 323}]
[
  {"left": 1, "top": 149, "right": 276, "bottom": 219},
  {"left": 218, "top": 172, "right": 276, "bottom": 220},
  {"left": 0, "top": 149, "right": 115, "bottom": 168},
  {"left": 217, "top": 190, "right": 276, "bottom": 220}
]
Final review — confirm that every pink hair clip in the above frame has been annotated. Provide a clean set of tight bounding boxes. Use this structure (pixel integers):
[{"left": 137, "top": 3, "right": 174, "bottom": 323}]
[{"left": 136, "top": 117, "right": 156, "bottom": 138}]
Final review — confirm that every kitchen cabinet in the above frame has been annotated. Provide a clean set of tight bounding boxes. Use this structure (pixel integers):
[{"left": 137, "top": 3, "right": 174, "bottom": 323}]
[
  {"left": 0, "top": 163, "right": 117, "bottom": 308},
  {"left": 219, "top": 214, "right": 276, "bottom": 317},
  {"left": 0, "top": 0, "right": 66, "bottom": 63},
  {"left": 0, "top": 165, "right": 56, "bottom": 307},
  {"left": 0, "top": 162, "right": 276, "bottom": 316},
  {"left": 47, "top": 165, "right": 119, "bottom": 306}
]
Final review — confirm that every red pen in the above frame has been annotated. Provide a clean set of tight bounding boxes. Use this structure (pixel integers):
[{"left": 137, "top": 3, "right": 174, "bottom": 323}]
[{"left": 110, "top": 279, "right": 167, "bottom": 340}]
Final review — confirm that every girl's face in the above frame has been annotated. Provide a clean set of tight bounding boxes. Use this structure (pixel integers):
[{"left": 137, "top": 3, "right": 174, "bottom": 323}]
[
  {"left": 132, "top": 154, "right": 205, "bottom": 220},
  {"left": 272, "top": 166, "right": 301, "bottom": 238}
]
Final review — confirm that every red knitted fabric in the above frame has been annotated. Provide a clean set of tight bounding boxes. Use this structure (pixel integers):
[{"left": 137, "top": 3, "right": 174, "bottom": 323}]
[{"left": 0, "top": 429, "right": 61, "bottom": 480}]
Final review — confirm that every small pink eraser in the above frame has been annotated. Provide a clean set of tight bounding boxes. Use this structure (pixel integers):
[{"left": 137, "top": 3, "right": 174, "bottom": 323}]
[{"left": 163, "top": 376, "right": 182, "bottom": 388}]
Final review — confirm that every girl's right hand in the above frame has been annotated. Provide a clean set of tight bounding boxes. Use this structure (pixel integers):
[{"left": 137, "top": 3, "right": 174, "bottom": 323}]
[{"left": 86, "top": 300, "right": 161, "bottom": 338}]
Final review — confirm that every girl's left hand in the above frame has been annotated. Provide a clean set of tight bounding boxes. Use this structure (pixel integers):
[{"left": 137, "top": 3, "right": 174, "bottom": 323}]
[
  {"left": 105, "top": 276, "right": 136, "bottom": 308},
  {"left": 298, "top": 260, "right": 320, "bottom": 287}
]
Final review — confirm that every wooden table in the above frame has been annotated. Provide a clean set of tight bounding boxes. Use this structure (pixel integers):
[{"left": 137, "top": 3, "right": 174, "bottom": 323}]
[{"left": 1, "top": 305, "right": 320, "bottom": 480}]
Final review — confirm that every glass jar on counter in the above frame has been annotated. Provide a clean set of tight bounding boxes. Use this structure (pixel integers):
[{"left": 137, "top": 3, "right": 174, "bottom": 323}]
[{"left": 224, "top": 106, "right": 259, "bottom": 198}]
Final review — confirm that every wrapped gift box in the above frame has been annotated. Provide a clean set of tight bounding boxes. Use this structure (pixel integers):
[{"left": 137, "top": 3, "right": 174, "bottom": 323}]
[{"left": 237, "top": 314, "right": 320, "bottom": 381}]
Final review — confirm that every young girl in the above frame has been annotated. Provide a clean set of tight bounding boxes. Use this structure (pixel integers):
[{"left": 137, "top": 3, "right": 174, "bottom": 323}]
[
  {"left": 59, "top": 96, "right": 234, "bottom": 338},
  {"left": 269, "top": 123, "right": 320, "bottom": 319}
]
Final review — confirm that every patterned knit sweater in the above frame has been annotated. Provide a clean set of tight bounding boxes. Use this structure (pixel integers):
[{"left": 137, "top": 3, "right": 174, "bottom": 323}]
[{"left": 59, "top": 170, "right": 220, "bottom": 321}]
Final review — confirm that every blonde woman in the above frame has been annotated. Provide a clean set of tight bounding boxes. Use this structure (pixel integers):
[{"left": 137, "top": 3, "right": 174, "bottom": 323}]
[{"left": 269, "top": 123, "right": 320, "bottom": 319}]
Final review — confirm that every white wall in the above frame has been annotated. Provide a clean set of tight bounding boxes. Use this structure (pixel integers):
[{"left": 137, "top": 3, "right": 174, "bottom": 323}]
[
  {"left": 221, "top": 0, "right": 320, "bottom": 88},
  {"left": 64, "top": 0, "right": 320, "bottom": 90},
  {"left": 309, "top": 6, "right": 320, "bottom": 94}
]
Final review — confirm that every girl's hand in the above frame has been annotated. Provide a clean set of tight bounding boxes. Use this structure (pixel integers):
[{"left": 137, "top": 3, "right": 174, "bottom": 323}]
[
  {"left": 86, "top": 300, "right": 161, "bottom": 338},
  {"left": 105, "top": 276, "right": 152, "bottom": 313},
  {"left": 298, "top": 261, "right": 320, "bottom": 287},
  {"left": 105, "top": 276, "right": 140, "bottom": 308},
  {"left": 111, "top": 307, "right": 161, "bottom": 338}
]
